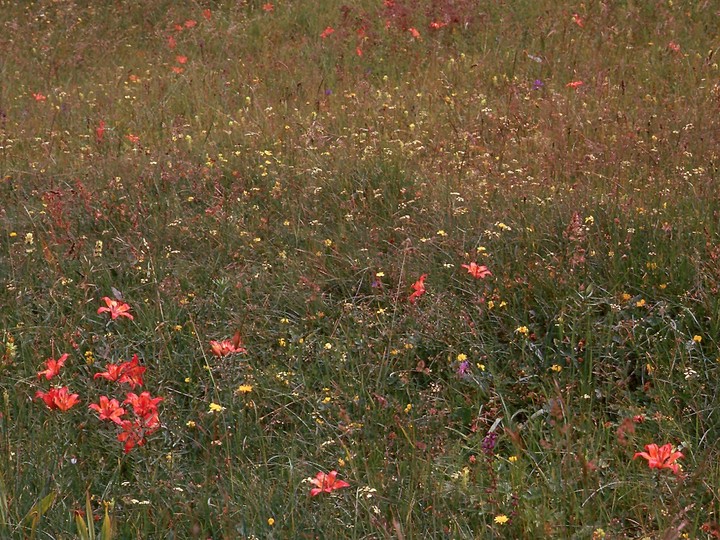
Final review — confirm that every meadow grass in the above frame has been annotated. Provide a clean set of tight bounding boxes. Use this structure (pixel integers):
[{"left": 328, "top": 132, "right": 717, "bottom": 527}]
[{"left": 1, "top": 0, "right": 719, "bottom": 538}]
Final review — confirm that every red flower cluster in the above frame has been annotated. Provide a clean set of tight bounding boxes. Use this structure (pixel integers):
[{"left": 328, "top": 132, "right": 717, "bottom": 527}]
[
  {"left": 93, "top": 355, "right": 162, "bottom": 453},
  {"left": 35, "top": 294, "right": 163, "bottom": 453},
  {"left": 35, "top": 353, "right": 80, "bottom": 411}
]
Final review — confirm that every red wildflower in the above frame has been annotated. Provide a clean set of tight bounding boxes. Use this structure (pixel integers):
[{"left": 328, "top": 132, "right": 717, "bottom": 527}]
[
  {"left": 668, "top": 41, "right": 681, "bottom": 53},
  {"left": 118, "top": 355, "right": 146, "bottom": 388},
  {"left": 117, "top": 419, "right": 145, "bottom": 453},
  {"left": 93, "top": 362, "right": 126, "bottom": 383},
  {"left": 171, "top": 66, "right": 184, "bottom": 74},
  {"left": 94, "top": 355, "right": 145, "bottom": 388},
  {"left": 36, "top": 387, "right": 80, "bottom": 411},
  {"left": 409, "top": 27, "right": 421, "bottom": 39},
  {"left": 202, "top": 8, "right": 212, "bottom": 19},
  {"left": 96, "top": 120, "right": 106, "bottom": 143},
  {"left": 408, "top": 274, "right": 427, "bottom": 304},
  {"left": 184, "top": 19, "right": 197, "bottom": 29},
  {"left": 35, "top": 389, "right": 58, "bottom": 409},
  {"left": 117, "top": 409, "right": 160, "bottom": 453},
  {"left": 262, "top": 3, "right": 274, "bottom": 11},
  {"left": 97, "top": 297, "right": 134, "bottom": 320},
  {"left": 566, "top": 80, "right": 584, "bottom": 89},
  {"left": 176, "top": 55, "right": 188, "bottom": 64},
  {"left": 461, "top": 262, "right": 492, "bottom": 279},
  {"left": 356, "top": 47, "right": 363, "bottom": 57},
  {"left": 429, "top": 21, "right": 448, "bottom": 30},
  {"left": 309, "top": 470, "right": 350, "bottom": 496},
  {"left": 126, "top": 134, "right": 140, "bottom": 145},
  {"left": 89, "top": 396, "right": 126, "bottom": 424},
  {"left": 572, "top": 13, "right": 584, "bottom": 27},
  {"left": 210, "top": 331, "right": 247, "bottom": 357},
  {"left": 320, "top": 27, "right": 335, "bottom": 39},
  {"left": 124, "top": 391, "right": 163, "bottom": 418},
  {"left": 54, "top": 387, "right": 80, "bottom": 410},
  {"left": 32, "top": 92, "right": 47, "bottom": 102},
  {"left": 167, "top": 35, "right": 177, "bottom": 49},
  {"left": 634, "top": 443, "right": 684, "bottom": 474},
  {"left": 37, "top": 353, "right": 68, "bottom": 380}
]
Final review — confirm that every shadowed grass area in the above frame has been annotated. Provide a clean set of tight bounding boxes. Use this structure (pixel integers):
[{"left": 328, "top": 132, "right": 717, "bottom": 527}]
[{"left": 1, "top": 0, "right": 719, "bottom": 538}]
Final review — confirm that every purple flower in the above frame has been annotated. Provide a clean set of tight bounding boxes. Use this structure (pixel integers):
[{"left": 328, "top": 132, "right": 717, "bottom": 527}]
[
  {"left": 482, "top": 431, "right": 498, "bottom": 455},
  {"left": 532, "top": 79, "right": 544, "bottom": 90},
  {"left": 457, "top": 360, "right": 470, "bottom": 376}
]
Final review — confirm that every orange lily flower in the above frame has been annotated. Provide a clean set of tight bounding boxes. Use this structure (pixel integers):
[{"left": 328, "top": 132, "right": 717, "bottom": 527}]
[
  {"left": 93, "top": 355, "right": 145, "bottom": 388},
  {"left": 97, "top": 297, "right": 134, "bottom": 320},
  {"left": 461, "top": 262, "right": 492, "bottom": 279},
  {"left": 124, "top": 391, "right": 163, "bottom": 417},
  {"left": 36, "top": 387, "right": 80, "bottom": 411},
  {"left": 210, "top": 331, "right": 247, "bottom": 357},
  {"left": 409, "top": 274, "right": 427, "bottom": 304},
  {"left": 37, "top": 353, "right": 68, "bottom": 380},
  {"left": 309, "top": 470, "right": 350, "bottom": 496},
  {"left": 89, "top": 396, "right": 126, "bottom": 424},
  {"left": 634, "top": 443, "right": 684, "bottom": 474}
]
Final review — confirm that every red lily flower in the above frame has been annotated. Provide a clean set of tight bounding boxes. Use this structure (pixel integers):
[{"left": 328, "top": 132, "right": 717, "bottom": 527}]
[
  {"left": 634, "top": 443, "right": 684, "bottom": 474},
  {"left": 408, "top": 274, "right": 427, "bottom": 304},
  {"left": 89, "top": 396, "right": 126, "bottom": 424},
  {"left": 36, "top": 387, "right": 80, "bottom": 411},
  {"left": 124, "top": 391, "right": 163, "bottom": 417},
  {"left": 37, "top": 353, "right": 68, "bottom": 380},
  {"left": 93, "top": 355, "right": 145, "bottom": 388},
  {"left": 309, "top": 470, "right": 350, "bottom": 496},
  {"left": 96, "top": 120, "right": 106, "bottom": 143},
  {"left": 97, "top": 297, "right": 134, "bottom": 320},
  {"left": 461, "top": 262, "right": 492, "bottom": 279},
  {"left": 93, "top": 362, "right": 126, "bottom": 383},
  {"left": 210, "top": 331, "right": 246, "bottom": 357},
  {"left": 117, "top": 419, "right": 146, "bottom": 453},
  {"left": 35, "top": 389, "right": 58, "bottom": 409},
  {"left": 53, "top": 387, "right": 80, "bottom": 411},
  {"left": 116, "top": 410, "right": 161, "bottom": 453},
  {"left": 118, "top": 355, "right": 146, "bottom": 388}
]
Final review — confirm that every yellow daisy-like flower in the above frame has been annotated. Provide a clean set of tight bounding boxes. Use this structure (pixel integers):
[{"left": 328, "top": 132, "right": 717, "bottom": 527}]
[
  {"left": 236, "top": 384, "right": 253, "bottom": 394},
  {"left": 208, "top": 402, "right": 225, "bottom": 413},
  {"left": 693, "top": 335, "right": 702, "bottom": 343},
  {"left": 456, "top": 353, "right": 467, "bottom": 362},
  {"left": 494, "top": 514, "right": 509, "bottom": 525},
  {"left": 515, "top": 326, "right": 529, "bottom": 336}
]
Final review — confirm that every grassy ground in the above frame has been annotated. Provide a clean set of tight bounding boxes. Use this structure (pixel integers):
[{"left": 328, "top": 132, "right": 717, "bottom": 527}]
[{"left": 1, "top": 0, "right": 719, "bottom": 538}]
